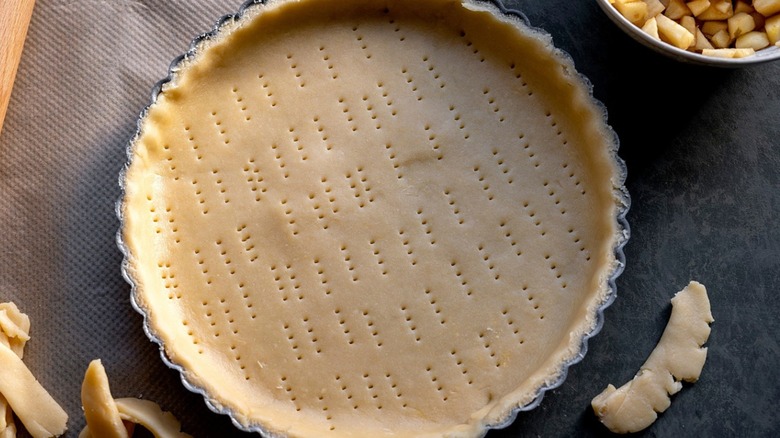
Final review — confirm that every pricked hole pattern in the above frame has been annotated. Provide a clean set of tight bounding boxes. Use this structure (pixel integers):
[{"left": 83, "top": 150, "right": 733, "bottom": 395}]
[
  {"left": 270, "top": 143, "right": 290, "bottom": 179},
  {"left": 286, "top": 53, "right": 306, "bottom": 88},
  {"left": 482, "top": 87, "right": 506, "bottom": 123},
  {"left": 236, "top": 224, "right": 259, "bottom": 263},
  {"left": 415, "top": 208, "right": 436, "bottom": 246},
  {"left": 181, "top": 319, "right": 203, "bottom": 355},
  {"left": 198, "top": 299, "right": 220, "bottom": 354},
  {"left": 210, "top": 110, "right": 230, "bottom": 145},
  {"left": 280, "top": 199, "right": 299, "bottom": 237},
  {"left": 162, "top": 142, "right": 177, "bottom": 174},
  {"left": 458, "top": 30, "right": 486, "bottom": 63},
  {"left": 242, "top": 157, "right": 267, "bottom": 202},
  {"left": 449, "top": 259, "right": 473, "bottom": 297},
  {"left": 422, "top": 55, "right": 446, "bottom": 90},
  {"left": 477, "top": 331, "right": 500, "bottom": 368},
  {"left": 270, "top": 262, "right": 301, "bottom": 302},
  {"left": 548, "top": 111, "right": 569, "bottom": 146},
  {"left": 288, "top": 126, "right": 308, "bottom": 162},
  {"left": 158, "top": 261, "right": 181, "bottom": 300},
  {"left": 319, "top": 176, "right": 339, "bottom": 225},
  {"left": 401, "top": 305, "right": 421, "bottom": 343},
  {"left": 398, "top": 229, "right": 417, "bottom": 267},
  {"left": 472, "top": 165, "right": 495, "bottom": 202},
  {"left": 383, "top": 143, "right": 403, "bottom": 180},
  {"left": 568, "top": 226, "right": 592, "bottom": 263},
  {"left": 278, "top": 375, "right": 300, "bottom": 411},
  {"left": 210, "top": 168, "right": 230, "bottom": 204},
  {"left": 146, "top": 194, "right": 162, "bottom": 235},
  {"left": 423, "top": 288, "right": 445, "bottom": 325},
  {"left": 382, "top": 372, "right": 406, "bottom": 408},
  {"left": 361, "top": 94, "right": 381, "bottom": 130},
  {"left": 448, "top": 104, "right": 470, "bottom": 140},
  {"left": 335, "top": 374, "right": 358, "bottom": 411},
  {"left": 353, "top": 27, "right": 373, "bottom": 61},
  {"left": 498, "top": 220, "right": 523, "bottom": 257},
  {"left": 231, "top": 86, "right": 251, "bottom": 121},
  {"left": 337, "top": 96, "right": 358, "bottom": 132},
  {"left": 449, "top": 349, "right": 474, "bottom": 386},
  {"left": 377, "top": 81, "right": 397, "bottom": 117},
  {"left": 191, "top": 178, "right": 209, "bottom": 215},
  {"left": 193, "top": 248, "right": 213, "bottom": 286},
  {"left": 443, "top": 189, "right": 464, "bottom": 226},
  {"left": 308, "top": 191, "right": 329, "bottom": 231},
  {"left": 360, "top": 372, "right": 382, "bottom": 410},
  {"left": 158, "top": 205, "right": 181, "bottom": 244},
  {"left": 214, "top": 293, "right": 248, "bottom": 379},
  {"left": 312, "top": 257, "right": 332, "bottom": 296},
  {"left": 312, "top": 116, "right": 333, "bottom": 152},
  {"left": 518, "top": 132, "right": 540, "bottom": 169},
  {"left": 500, "top": 307, "right": 525, "bottom": 342},
  {"left": 319, "top": 46, "right": 339, "bottom": 81},
  {"left": 282, "top": 322, "right": 303, "bottom": 361},
  {"left": 339, "top": 244, "right": 358, "bottom": 282},
  {"left": 215, "top": 239, "right": 237, "bottom": 276},
  {"left": 491, "top": 147, "right": 514, "bottom": 185},
  {"left": 368, "top": 239, "right": 388, "bottom": 276},
  {"left": 257, "top": 73, "right": 278, "bottom": 107},
  {"left": 388, "top": 16, "right": 408, "bottom": 42},
  {"left": 477, "top": 244, "right": 500, "bottom": 282},
  {"left": 334, "top": 309, "right": 355, "bottom": 345},
  {"left": 424, "top": 365, "right": 448, "bottom": 402},
  {"left": 346, "top": 167, "right": 374, "bottom": 208},
  {"left": 401, "top": 67, "right": 423, "bottom": 102},
  {"left": 183, "top": 125, "right": 203, "bottom": 161},
  {"left": 301, "top": 316, "right": 322, "bottom": 355},
  {"left": 525, "top": 286, "right": 546, "bottom": 321},
  {"left": 423, "top": 123, "right": 443, "bottom": 161},
  {"left": 359, "top": 309, "right": 383, "bottom": 349}
]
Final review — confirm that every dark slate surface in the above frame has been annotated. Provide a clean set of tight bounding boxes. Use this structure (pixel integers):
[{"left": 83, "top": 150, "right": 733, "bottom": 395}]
[{"left": 0, "top": 0, "right": 777, "bottom": 437}]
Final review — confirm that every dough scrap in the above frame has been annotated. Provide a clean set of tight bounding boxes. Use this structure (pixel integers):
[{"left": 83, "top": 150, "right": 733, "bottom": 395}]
[
  {"left": 0, "top": 302, "right": 67, "bottom": 438},
  {"left": 591, "top": 281, "right": 713, "bottom": 433},
  {"left": 80, "top": 360, "right": 191, "bottom": 438}
]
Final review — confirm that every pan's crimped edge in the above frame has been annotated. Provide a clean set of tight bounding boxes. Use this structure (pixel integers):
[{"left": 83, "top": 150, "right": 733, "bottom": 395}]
[{"left": 115, "top": 0, "right": 630, "bottom": 436}]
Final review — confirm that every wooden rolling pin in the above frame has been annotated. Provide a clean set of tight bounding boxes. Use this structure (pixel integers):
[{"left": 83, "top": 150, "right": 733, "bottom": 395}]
[{"left": 0, "top": 0, "right": 36, "bottom": 136}]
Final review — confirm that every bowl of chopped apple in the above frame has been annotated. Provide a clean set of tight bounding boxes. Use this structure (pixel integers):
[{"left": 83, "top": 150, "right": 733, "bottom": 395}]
[{"left": 597, "top": 0, "right": 780, "bottom": 66}]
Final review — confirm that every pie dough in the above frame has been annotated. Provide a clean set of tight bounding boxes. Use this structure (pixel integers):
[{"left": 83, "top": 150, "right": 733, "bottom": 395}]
[
  {"left": 121, "top": 0, "right": 625, "bottom": 436},
  {"left": 591, "top": 281, "right": 713, "bottom": 433},
  {"left": 0, "top": 303, "right": 67, "bottom": 438}
]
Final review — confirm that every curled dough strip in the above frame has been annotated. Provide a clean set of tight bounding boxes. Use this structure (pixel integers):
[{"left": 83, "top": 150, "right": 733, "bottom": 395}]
[
  {"left": 80, "top": 360, "right": 191, "bottom": 438},
  {"left": 591, "top": 281, "right": 714, "bottom": 433},
  {"left": 0, "top": 303, "right": 67, "bottom": 438}
]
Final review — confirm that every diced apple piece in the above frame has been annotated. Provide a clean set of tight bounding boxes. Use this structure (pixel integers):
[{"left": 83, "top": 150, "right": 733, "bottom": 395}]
[
  {"left": 702, "top": 47, "right": 756, "bottom": 57},
  {"left": 644, "top": 0, "right": 667, "bottom": 17},
  {"left": 680, "top": 15, "right": 698, "bottom": 34},
  {"left": 642, "top": 16, "right": 662, "bottom": 39},
  {"left": 766, "top": 14, "right": 780, "bottom": 44},
  {"left": 728, "top": 12, "right": 757, "bottom": 38},
  {"left": 736, "top": 30, "right": 771, "bottom": 49},
  {"left": 710, "top": 28, "right": 734, "bottom": 47},
  {"left": 701, "top": 20, "right": 728, "bottom": 35},
  {"left": 687, "top": 0, "right": 712, "bottom": 16},
  {"left": 616, "top": 0, "right": 650, "bottom": 25},
  {"left": 695, "top": 28, "right": 716, "bottom": 50},
  {"left": 698, "top": 0, "right": 734, "bottom": 20},
  {"left": 754, "top": 0, "right": 780, "bottom": 17},
  {"left": 665, "top": 0, "right": 693, "bottom": 18},
  {"left": 657, "top": 13, "right": 696, "bottom": 48}
]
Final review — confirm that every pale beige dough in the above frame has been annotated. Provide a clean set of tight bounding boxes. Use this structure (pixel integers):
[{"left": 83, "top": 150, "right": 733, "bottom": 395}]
[
  {"left": 79, "top": 359, "right": 191, "bottom": 438},
  {"left": 122, "top": 0, "right": 624, "bottom": 436},
  {"left": 591, "top": 281, "right": 714, "bottom": 433},
  {"left": 0, "top": 302, "right": 67, "bottom": 438}
]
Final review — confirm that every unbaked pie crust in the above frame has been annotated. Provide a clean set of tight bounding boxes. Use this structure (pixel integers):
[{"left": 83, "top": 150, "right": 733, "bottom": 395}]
[{"left": 121, "top": 0, "right": 625, "bottom": 436}]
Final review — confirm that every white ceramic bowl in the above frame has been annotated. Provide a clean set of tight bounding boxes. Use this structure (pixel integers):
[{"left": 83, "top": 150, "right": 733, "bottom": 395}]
[{"left": 596, "top": 0, "right": 780, "bottom": 67}]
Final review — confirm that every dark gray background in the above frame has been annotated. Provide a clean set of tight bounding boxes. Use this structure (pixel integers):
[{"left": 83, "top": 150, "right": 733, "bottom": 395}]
[{"left": 0, "top": 0, "right": 777, "bottom": 437}]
